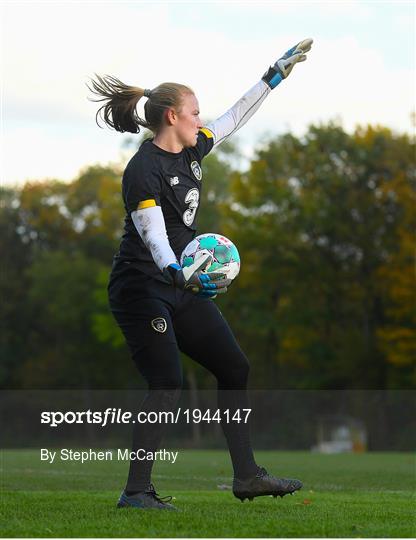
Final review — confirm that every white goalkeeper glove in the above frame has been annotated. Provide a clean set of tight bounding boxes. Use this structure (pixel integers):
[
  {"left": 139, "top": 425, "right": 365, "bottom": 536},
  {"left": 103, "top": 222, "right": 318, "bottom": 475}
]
[
  {"left": 163, "top": 254, "right": 231, "bottom": 297},
  {"left": 262, "top": 38, "right": 313, "bottom": 89}
]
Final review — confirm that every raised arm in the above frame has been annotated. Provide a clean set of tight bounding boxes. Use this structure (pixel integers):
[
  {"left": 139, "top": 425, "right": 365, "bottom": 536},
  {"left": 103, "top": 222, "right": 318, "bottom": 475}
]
[{"left": 205, "top": 38, "right": 313, "bottom": 147}]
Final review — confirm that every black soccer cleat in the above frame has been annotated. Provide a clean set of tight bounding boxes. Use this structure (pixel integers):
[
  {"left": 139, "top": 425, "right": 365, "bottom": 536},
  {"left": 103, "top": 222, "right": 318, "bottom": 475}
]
[
  {"left": 117, "top": 484, "right": 177, "bottom": 510},
  {"left": 233, "top": 467, "right": 303, "bottom": 502}
]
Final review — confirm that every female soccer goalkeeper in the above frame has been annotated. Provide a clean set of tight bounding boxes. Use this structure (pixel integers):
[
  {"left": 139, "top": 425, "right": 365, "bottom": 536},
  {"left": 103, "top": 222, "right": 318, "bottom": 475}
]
[{"left": 89, "top": 38, "right": 312, "bottom": 510}]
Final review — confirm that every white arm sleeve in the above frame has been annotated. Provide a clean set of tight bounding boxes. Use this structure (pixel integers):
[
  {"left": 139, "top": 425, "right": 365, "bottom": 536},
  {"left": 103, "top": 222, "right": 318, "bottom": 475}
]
[
  {"left": 131, "top": 206, "right": 178, "bottom": 271},
  {"left": 206, "top": 80, "right": 271, "bottom": 147}
]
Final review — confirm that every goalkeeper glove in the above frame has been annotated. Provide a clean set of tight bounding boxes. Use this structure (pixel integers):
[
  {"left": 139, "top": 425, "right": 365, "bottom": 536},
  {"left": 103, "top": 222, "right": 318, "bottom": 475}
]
[
  {"left": 163, "top": 254, "right": 231, "bottom": 297},
  {"left": 262, "top": 38, "right": 313, "bottom": 89}
]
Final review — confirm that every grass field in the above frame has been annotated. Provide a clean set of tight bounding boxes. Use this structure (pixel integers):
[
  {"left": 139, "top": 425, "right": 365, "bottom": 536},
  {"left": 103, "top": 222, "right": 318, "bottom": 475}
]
[{"left": 1, "top": 449, "right": 415, "bottom": 537}]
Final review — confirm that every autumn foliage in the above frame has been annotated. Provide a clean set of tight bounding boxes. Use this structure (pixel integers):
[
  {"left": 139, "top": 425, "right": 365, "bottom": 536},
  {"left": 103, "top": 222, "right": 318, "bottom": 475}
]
[{"left": 1, "top": 124, "right": 414, "bottom": 390}]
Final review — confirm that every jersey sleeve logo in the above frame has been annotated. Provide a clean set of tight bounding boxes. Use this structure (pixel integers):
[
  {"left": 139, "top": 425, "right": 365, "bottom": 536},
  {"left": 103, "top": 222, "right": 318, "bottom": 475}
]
[
  {"left": 191, "top": 161, "right": 202, "bottom": 181},
  {"left": 183, "top": 188, "right": 199, "bottom": 226}
]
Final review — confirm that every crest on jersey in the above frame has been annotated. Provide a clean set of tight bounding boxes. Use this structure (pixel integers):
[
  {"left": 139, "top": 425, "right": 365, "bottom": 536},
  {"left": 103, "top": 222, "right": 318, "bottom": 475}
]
[
  {"left": 190, "top": 161, "right": 202, "bottom": 181},
  {"left": 151, "top": 317, "right": 167, "bottom": 333}
]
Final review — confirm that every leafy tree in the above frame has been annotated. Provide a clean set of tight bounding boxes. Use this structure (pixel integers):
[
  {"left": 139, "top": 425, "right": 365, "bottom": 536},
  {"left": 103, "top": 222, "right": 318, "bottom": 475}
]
[
  {"left": 2, "top": 125, "right": 414, "bottom": 392},
  {"left": 66, "top": 165, "right": 124, "bottom": 261},
  {"left": 222, "top": 123, "right": 415, "bottom": 389},
  {"left": 0, "top": 187, "right": 33, "bottom": 386},
  {"left": 373, "top": 141, "right": 416, "bottom": 385},
  {"left": 19, "top": 251, "right": 135, "bottom": 388},
  {"left": 18, "top": 180, "right": 75, "bottom": 253},
  {"left": 1, "top": 166, "right": 130, "bottom": 388}
]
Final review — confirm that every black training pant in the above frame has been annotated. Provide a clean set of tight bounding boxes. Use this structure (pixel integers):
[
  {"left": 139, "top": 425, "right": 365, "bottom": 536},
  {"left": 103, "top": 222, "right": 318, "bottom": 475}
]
[{"left": 109, "top": 270, "right": 258, "bottom": 490}]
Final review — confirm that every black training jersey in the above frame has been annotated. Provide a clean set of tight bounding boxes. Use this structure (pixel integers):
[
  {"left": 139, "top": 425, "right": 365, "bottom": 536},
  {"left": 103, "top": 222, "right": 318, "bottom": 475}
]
[{"left": 112, "top": 129, "right": 214, "bottom": 283}]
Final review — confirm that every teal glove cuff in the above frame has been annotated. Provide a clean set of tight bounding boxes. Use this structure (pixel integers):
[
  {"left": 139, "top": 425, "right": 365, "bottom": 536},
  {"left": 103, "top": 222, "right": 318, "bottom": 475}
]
[{"left": 262, "top": 66, "right": 284, "bottom": 89}]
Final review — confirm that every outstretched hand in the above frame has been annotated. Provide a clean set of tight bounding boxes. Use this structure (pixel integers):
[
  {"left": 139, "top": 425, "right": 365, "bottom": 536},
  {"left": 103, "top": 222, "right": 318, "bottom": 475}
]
[{"left": 263, "top": 38, "right": 313, "bottom": 89}]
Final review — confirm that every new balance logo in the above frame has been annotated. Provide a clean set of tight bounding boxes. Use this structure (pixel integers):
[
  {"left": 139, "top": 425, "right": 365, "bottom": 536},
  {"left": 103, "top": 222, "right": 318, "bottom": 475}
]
[{"left": 170, "top": 176, "right": 179, "bottom": 186}]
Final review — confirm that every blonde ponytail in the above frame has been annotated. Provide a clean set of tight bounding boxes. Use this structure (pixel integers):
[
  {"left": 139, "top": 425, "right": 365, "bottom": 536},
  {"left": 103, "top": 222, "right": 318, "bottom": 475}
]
[{"left": 88, "top": 75, "right": 194, "bottom": 134}]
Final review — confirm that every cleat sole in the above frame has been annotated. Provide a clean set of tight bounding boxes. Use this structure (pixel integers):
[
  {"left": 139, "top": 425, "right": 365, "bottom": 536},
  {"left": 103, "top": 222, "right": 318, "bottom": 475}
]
[
  {"left": 234, "top": 482, "right": 302, "bottom": 502},
  {"left": 234, "top": 487, "right": 301, "bottom": 501}
]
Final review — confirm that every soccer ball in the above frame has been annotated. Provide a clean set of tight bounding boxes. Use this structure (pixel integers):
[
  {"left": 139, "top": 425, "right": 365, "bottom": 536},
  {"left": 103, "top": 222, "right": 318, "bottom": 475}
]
[{"left": 180, "top": 233, "right": 241, "bottom": 280}]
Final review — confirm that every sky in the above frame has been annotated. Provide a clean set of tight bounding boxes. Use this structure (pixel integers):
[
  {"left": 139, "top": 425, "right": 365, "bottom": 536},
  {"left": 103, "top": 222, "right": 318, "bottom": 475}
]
[{"left": 1, "top": 0, "right": 415, "bottom": 186}]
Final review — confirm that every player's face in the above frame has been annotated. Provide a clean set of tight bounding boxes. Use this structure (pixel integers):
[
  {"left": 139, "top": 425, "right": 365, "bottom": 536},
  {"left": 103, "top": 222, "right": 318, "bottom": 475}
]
[{"left": 174, "top": 93, "right": 202, "bottom": 147}]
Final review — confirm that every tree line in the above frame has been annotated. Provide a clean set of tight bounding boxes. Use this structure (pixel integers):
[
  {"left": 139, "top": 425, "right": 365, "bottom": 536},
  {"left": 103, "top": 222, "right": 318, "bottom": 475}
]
[{"left": 1, "top": 122, "right": 414, "bottom": 390}]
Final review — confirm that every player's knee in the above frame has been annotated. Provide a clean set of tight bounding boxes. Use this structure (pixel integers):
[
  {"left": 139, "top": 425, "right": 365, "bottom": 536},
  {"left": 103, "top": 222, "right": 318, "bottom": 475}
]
[
  {"left": 218, "top": 354, "right": 250, "bottom": 388},
  {"left": 231, "top": 358, "right": 250, "bottom": 386},
  {"left": 132, "top": 343, "right": 183, "bottom": 390}
]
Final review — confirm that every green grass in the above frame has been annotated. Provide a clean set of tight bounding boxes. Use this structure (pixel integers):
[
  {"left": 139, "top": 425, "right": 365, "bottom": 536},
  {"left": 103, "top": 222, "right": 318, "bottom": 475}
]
[{"left": 1, "top": 450, "right": 415, "bottom": 537}]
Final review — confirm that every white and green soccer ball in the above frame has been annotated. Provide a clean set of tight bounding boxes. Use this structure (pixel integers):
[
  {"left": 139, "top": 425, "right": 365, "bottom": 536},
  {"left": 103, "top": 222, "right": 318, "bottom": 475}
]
[{"left": 180, "top": 233, "right": 241, "bottom": 280}]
